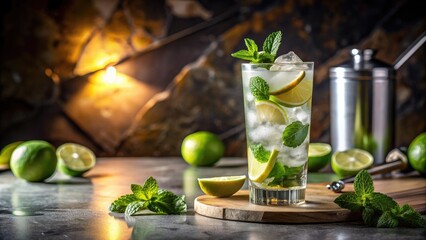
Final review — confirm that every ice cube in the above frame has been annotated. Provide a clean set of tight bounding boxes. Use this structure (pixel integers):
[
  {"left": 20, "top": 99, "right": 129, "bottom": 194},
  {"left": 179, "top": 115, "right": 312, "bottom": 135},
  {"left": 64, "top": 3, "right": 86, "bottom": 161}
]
[
  {"left": 249, "top": 124, "right": 282, "bottom": 147},
  {"left": 275, "top": 51, "right": 303, "bottom": 63},
  {"left": 271, "top": 51, "right": 308, "bottom": 71}
]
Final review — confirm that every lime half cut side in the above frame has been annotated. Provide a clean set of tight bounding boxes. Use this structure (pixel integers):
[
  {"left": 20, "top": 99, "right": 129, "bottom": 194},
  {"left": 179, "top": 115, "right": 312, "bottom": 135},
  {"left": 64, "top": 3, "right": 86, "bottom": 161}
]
[
  {"left": 331, "top": 148, "right": 373, "bottom": 177},
  {"left": 248, "top": 147, "right": 279, "bottom": 182},
  {"left": 57, "top": 143, "right": 96, "bottom": 177},
  {"left": 255, "top": 100, "right": 288, "bottom": 125},
  {"left": 308, "top": 143, "right": 332, "bottom": 172},
  {"left": 198, "top": 175, "right": 246, "bottom": 197}
]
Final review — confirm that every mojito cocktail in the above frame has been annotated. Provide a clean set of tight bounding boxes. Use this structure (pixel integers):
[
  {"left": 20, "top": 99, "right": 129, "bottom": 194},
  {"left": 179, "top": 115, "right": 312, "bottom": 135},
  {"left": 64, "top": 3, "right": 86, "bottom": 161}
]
[{"left": 242, "top": 57, "right": 313, "bottom": 205}]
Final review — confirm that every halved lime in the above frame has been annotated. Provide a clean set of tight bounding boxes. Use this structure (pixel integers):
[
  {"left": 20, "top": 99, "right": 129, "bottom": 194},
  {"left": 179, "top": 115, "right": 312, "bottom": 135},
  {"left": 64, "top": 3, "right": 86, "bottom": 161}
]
[
  {"left": 248, "top": 147, "right": 279, "bottom": 182},
  {"left": 268, "top": 70, "right": 305, "bottom": 95},
  {"left": 331, "top": 148, "right": 373, "bottom": 177},
  {"left": 308, "top": 143, "right": 332, "bottom": 172},
  {"left": 0, "top": 141, "right": 23, "bottom": 167},
  {"left": 270, "top": 79, "right": 312, "bottom": 107},
  {"left": 255, "top": 100, "right": 288, "bottom": 125},
  {"left": 56, "top": 143, "right": 96, "bottom": 177},
  {"left": 198, "top": 175, "right": 246, "bottom": 197}
]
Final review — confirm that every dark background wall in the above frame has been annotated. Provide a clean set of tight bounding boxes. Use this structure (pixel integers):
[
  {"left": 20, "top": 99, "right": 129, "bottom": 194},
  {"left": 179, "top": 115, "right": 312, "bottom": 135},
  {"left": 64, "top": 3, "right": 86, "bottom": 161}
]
[{"left": 1, "top": 0, "right": 425, "bottom": 157}]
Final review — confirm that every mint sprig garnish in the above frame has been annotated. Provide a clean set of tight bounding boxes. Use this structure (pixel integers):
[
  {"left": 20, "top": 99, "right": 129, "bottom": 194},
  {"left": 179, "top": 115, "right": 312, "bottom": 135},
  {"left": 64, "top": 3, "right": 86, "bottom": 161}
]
[
  {"left": 231, "top": 31, "right": 282, "bottom": 63},
  {"left": 334, "top": 170, "right": 426, "bottom": 228},
  {"left": 109, "top": 176, "right": 187, "bottom": 216},
  {"left": 249, "top": 76, "right": 270, "bottom": 101},
  {"left": 282, "top": 121, "right": 309, "bottom": 148},
  {"left": 250, "top": 143, "right": 270, "bottom": 163}
]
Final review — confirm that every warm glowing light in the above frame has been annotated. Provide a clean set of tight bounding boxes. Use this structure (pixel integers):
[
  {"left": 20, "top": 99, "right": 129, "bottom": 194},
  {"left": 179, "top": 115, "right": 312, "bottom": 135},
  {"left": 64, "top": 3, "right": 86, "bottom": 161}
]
[{"left": 104, "top": 66, "right": 117, "bottom": 84}]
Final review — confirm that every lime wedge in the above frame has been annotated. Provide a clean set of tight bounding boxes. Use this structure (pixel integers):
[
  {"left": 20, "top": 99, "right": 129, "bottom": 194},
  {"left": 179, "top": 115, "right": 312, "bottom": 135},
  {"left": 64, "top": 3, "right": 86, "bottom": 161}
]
[
  {"left": 308, "top": 143, "right": 332, "bottom": 172},
  {"left": 57, "top": 143, "right": 96, "bottom": 177},
  {"left": 270, "top": 79, "right": 312, "bottom": 107},
  {"left": 198, "top": 175, "right": 246, "bottom": 197},
  {"left": 268, "top": 70, "right": 305, "bottom": 95},
  {"left": 255, "top": 100, "right": 288, "bottom": 125},
  {"left": 248, "top": 147, "right": 279, "bottom": 182},
  {"left": 331, "top": 148, "right": 373, "bottom": 177}
]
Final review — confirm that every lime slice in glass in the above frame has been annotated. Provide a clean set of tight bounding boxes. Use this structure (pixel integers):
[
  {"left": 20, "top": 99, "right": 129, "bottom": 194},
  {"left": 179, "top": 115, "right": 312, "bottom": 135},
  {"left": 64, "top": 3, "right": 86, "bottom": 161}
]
[
  {"left": 57, "top": 143, "right": 96, "bottom": 177},
  {"left": 308, "top": 143, "right": 332, "bottom": 172},
  {"left": 270, "top": 79, "right": 312, "bottom": 107},
  {"left": 331, "top": 148, "right": 373, "bottom": 177},
  {"left": 198, "top": 175, "right": 246, "bottom": 197},
  {"left": 248, "top": 147, "right": 279, "bottom": 182},
  {"left": 255, "top": 100, "right": 288, "bottom": 125},
  {"left": 268, "top": 70, "right": 305, "bottom": 95}
]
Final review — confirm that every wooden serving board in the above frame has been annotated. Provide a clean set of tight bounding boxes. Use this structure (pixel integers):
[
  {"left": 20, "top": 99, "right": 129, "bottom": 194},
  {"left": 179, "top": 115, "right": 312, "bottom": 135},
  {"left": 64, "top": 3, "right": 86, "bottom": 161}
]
[{"left": 194, "top": 178, "right": 426, "bottom": 223}]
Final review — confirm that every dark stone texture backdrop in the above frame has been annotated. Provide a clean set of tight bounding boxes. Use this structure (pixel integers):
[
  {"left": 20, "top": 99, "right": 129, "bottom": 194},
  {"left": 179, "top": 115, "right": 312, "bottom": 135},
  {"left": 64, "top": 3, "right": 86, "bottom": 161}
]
[{"left": 1, "top": 0, "right": 425, "bottom": 157}]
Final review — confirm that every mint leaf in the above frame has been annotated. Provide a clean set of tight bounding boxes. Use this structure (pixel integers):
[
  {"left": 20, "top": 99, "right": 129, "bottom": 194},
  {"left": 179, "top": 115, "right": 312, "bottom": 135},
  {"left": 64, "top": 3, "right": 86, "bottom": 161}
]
[
  {"left": 125, "top": 201, "right": 146, "bottom": 216},
  {"left": 244, "top": 38, "right": 258, "bottom": 54},
  {"left": 363, "top": 206, "right": 380, "bottom": 227},
  {"left": 231, "top": 31, "right": 283, "bottom": 63},
  {"left": 282, "top": 121, "right": 309, "bottom": 148},
  {"left": 377, "top": 211, "right": 399, "bottom": 228},
  {"left": 148, "top": 189, "right": 187, "bottom": 214},
  {"left": 396, "top": 204, "right": 426, "bottom": 228},
  {"left": 367, "top": 192, "right": 398, "bottom": 212},
  {"left": 262, "top": 31, "right": 282, "bottom": 56},
  {"left": 131, "top": 177, "right": 159, "bottom": 200},
  {"left": 109, "top": 194, "right": 139, "bottom": 213},
  {"left": 231, "top": 50, "right": 254, "bottom": 61},
  {"left": 249, "top": 76, "right": 269, "bottom": 101},
  {"left": 267, "top": 162, "right": 285, "bottom": 186},
  {"left": 283, "top": 165, "right": 303, "bottom": 178},
  {"left": 109, "top": 176, "right": 187, "bottom": 216},
  {"left": 250, "top": 143, "right": 270, "bottom": 163},
  {"left": 142, "top": 177, "right": 159, "bottom": 200},
  {"left": 257, "top": 51, "right": 275, "bottom": 63},
  {"left": 334, "top": 192, "right": 363, "bottom": 211},
  {"left": 354, "top": 170, "right": 374, "bottom": 196}
]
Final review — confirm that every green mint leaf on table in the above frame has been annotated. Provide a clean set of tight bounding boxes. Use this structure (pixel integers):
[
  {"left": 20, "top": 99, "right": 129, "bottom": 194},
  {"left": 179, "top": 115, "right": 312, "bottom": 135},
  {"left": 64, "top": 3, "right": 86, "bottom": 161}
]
[
  {"left": 362, "top": 206, "right": 380, "bottom": 227},
  {"left": 249, "top": 76, "right": 270, "bottom": 101},
  {"left": 109, "top": 194, "right": 139, "bottom": 213},
  {"left": 367, "top": 192, "right": 398, "bottom": 212},
  {"left": 125, "top": 201, "right": 146, "bottom": 216},
  {"left": 396, "top": 204, "right": 426, "bottom": 228},
  {"left": 148, "top": 189, "right": 187, "bottom": 214},
  {"left": 282, "top": 121, "right": 309, "bottom": 148},
  {"left": 333, "top": 170, "right": 426, "bottom": 228},
  {"left": 262, "top": 30, "right": 282, "bottom": 56},
  {"left": 354, "top": 169, "right": 374, "bottom": 196},
  {"left": 334, "top": 192, "right": 363, "bottom": 211},
  {"left": 250, "top": 143, "right": 270, "bottom": 163},
  {"left": 109, "top": 176, "right": 187, "bottom": 216},
  {"left": 377, "top": 211, "right": 399, "bottom": 228}
]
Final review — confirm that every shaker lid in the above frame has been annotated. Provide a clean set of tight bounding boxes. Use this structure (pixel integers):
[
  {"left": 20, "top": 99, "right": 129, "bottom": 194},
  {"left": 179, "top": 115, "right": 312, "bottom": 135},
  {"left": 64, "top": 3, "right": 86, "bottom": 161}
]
[{"left": 329, "top": 49, "right": 395, "bottom": 79}]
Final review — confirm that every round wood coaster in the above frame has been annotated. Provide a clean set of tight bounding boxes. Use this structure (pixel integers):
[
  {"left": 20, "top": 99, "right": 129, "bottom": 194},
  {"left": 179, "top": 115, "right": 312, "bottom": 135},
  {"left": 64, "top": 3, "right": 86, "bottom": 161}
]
[{"left": 194, "top": 179, "right": 426, "bottom": 223}]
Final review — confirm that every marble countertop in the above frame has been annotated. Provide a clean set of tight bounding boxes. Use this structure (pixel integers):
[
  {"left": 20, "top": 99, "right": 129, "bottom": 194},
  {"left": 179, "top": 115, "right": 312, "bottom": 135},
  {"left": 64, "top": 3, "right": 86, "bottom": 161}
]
[{"left": 0, "top": 158, "right": 425, "bottom": 239}]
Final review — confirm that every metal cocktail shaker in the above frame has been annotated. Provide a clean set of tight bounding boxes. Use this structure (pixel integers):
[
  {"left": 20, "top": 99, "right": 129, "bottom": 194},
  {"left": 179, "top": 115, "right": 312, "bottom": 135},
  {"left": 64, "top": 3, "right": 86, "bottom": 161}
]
[{"left": 329, "top": 49, "right": 395, "bottom": 164}]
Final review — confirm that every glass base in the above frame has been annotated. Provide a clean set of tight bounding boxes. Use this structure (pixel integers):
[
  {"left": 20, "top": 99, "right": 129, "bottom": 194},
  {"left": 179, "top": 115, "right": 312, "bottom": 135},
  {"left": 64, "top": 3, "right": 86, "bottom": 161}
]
[{"left": 250, "top": 185, "right": 305, "bottom": 205}]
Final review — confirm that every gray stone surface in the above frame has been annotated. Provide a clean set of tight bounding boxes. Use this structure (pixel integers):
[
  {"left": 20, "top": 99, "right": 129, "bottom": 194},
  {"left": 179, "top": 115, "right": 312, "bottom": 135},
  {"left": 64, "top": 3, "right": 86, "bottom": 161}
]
[{"left": 0, "top": 158, "right": 425, "bottom": 240}]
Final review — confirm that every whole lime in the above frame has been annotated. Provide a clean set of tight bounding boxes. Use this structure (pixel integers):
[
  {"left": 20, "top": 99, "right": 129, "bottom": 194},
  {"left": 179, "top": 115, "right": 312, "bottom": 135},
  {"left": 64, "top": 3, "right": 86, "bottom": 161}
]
[
  {"left": 181, "top": 131, "right": 225, "bottom": 166},
  {"left": 10, "top": 140, "right": 57, "bottom": 182},
  {"left": 407, "top": 132, "right": 426, "bottom": 177},
  {"left": 0, "top": 141, "right": 23, "bottom": 166}
]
